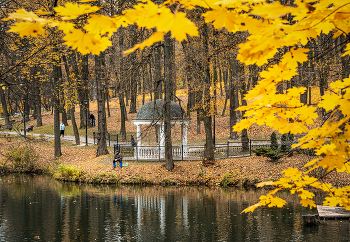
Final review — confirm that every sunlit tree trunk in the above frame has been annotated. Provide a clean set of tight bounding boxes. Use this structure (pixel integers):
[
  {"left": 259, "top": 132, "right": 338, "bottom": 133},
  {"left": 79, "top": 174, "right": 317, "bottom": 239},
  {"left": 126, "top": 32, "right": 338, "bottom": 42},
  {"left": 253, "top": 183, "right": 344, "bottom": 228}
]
[
  {"left": 62, "top": 53, "right": 80, "bottom": 145},
  {"left": 95, "top": 52, "right": 109, "bottom": 156},
  {"left": 229, "top": 59, "right": 239, "bottom": 139},
  {"left": 201, "top": 23, "right": 214, "bottom": 162},
  {"left": 164, "top": 32, "right": 174, "bottom": 170},
  {"left": 0, "top": 86, "right": 10, "bottom": 128},
  {"left": 53, "top": 52, "right": 61, "bottom": 159}
]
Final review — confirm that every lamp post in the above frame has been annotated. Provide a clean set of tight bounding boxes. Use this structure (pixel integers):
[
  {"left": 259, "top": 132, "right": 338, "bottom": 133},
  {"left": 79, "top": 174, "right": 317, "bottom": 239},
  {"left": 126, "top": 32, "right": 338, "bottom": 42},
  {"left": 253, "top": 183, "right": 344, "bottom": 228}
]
[
  {"left": 22, "top": 98, "right": 26, "bottom": 136},
  {"left": 84, "top": 99, "right": 88, "bottom": 146}
]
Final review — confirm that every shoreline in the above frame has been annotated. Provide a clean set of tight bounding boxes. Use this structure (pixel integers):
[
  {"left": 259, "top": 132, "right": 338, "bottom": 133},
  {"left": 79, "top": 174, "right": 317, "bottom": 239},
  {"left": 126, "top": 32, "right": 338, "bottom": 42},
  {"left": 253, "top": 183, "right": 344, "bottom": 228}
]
[{"left": 1, "top": 138, "right": 350, "bottom": 188}]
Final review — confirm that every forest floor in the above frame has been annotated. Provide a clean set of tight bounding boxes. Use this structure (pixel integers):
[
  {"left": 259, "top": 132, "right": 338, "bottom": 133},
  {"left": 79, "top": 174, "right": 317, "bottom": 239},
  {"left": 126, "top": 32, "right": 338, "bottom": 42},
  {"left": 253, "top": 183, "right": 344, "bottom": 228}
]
[{"left": 0, "top": 93, "right": 348, "bottom": 187}]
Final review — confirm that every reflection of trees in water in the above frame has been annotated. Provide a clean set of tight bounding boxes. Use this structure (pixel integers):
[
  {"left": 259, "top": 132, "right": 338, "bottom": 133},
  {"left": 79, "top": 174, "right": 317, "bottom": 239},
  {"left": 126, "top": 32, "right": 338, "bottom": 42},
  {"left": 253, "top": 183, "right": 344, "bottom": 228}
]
[{"left": 0, "top": 175, "right": 341, "bottom": 242}]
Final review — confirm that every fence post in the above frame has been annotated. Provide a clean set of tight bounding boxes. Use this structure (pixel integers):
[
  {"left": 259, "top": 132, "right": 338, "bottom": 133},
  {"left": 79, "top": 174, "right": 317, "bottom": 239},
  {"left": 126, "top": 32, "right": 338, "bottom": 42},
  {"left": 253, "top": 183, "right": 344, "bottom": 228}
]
[
  {"left": 116, "top": 134, "right": 118, "bottom": 147},
  {"left": 159, "top": 143, "right": 161, "bottom": 162},
  {"left": 114, "top": 144, "right": 116, "bottom": 154},
  {"left": 93, "top": 132, "right": 95, "bottom": 144},
  {"left": 136, "top": 144, "right": 138, "bottom": 161},
  {"left": 227, "top": 141, "right": 229, "bottom": 158},
  {"left": 108, "top": 133, "right": 111, "bottom": 147},
  {"left": 250, "top": 139, "right": 252, "bottom": 156},
  {"left": 182, "top": 144, "right": 184, "bottom": 161}
]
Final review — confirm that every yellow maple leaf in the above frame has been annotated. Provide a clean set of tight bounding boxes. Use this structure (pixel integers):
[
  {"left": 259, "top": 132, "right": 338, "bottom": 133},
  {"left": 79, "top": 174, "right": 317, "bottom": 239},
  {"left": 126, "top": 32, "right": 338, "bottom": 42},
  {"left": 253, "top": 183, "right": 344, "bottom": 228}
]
[
  {"left": 341, "top": 43, "right": 350, "bottom": 58},
  {"left": 8, "top": 21, "right": 45, "bottom": 38},
  {"left": 57, "top": 22, "right": 75, "bottom": 34},
  {"left": 35, "top": 9, "right": 51, "bottom": 15},
  {"left": 3, "top": 9, "right": 46, "bottom": 23},
  {"left": 290, "top": 47, "right": 309, "bottom": 63},
  {"left": 318, "top": 93, "right": 341, "bottom": 111},
  {"left": 299, "top": 189, "right": 315, "bottom": 200},
  {"left": 283, "top": 167, "right": 302, "bottom": 179},
  {"left": 329, "top": 78, "right": 350, "bottom": 90},
  {"left": 304, "top": 158, "right": 320, "bottom": 167},
  {"left": 256, "top": 181, "right": 275, "bottom": 187},
  {"left": 167, "top": 12, "right": 198, "bottom": 41},
  {"left": 54, "top": 3, "right": 100, "bottom": 20},
  {"left": 250, "top": 1, "right": 296, "bottom": 19},
  {"left": 124, "top": 32, "right": 165, "bottom": 54},
  {"left": 300, "top": 199, "right": 316, "bottom": 209},
  {"left": 323, "top": 196, "right": 340, "bottom": 207},
  {"left": 63, "top": 29, "right": 111, "bottom": 55},
  {"left": 85, "top": 15, "right": 116, "bottom": 36},
  {"left": 268, "top": 196, "right": 287, "bottom": 208},
  {"left": 241, "top": 203, "right": 262, "bottom": 213}
]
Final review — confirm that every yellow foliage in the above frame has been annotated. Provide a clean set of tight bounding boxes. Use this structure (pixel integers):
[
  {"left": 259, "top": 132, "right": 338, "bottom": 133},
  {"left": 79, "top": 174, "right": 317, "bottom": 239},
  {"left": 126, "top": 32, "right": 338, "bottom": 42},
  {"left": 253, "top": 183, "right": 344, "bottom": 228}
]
[
  {"left": 9, "top": 21, "right": 45, "bottom": 38},
  {"left": 4, "top": 0, "right": 350, "bottom": 213},
  {"left": 54, "top": 2, "right": 100, "bottom": 20}
]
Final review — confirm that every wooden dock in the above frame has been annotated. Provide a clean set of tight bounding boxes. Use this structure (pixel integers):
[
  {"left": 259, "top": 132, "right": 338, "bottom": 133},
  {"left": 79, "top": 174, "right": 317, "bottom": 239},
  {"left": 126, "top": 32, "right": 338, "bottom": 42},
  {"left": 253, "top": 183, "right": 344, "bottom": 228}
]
[{"left": 317, "top": 205, "right": 350, "bottom": 219}]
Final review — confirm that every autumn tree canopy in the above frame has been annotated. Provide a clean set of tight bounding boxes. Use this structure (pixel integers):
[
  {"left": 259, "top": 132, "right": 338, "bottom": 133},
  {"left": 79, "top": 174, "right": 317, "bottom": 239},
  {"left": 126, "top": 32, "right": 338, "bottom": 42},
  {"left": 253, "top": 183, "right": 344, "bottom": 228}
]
[{"left": 3, "top": 0, "right": 350, "bottom": 212}]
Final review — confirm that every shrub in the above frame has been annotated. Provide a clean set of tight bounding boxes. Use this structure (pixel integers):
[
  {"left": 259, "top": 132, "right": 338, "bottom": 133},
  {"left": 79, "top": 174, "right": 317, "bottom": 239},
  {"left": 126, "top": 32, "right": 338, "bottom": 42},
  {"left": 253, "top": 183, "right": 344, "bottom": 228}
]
[
  {"left": 253, "top": 147, "right": 284, "bottom": 162},
  {"left": 280, "top": 134, "right": 288, "bottom": 153},
  {"left": 270, "top": 132, "right": 278, "bottom": 151},
  {"left": 252, "top": 147, "right": 270, "bottom": 156},
  {"left": 221, "top": 171, "right": 239, "bottom": 186},
  {"left": 5, "top": 145, "right": 39, "bottom": 172},
  {"left": 264, "top": 149, "right": 284, "bottom": 162},
  {"left": 55, "top": 164, "right": 83, "bottom": 180}
]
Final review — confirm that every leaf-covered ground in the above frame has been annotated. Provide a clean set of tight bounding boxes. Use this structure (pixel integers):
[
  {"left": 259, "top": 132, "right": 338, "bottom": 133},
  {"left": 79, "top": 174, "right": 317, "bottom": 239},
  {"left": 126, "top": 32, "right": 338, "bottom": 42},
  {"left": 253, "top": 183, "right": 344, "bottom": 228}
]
[{"left": 1, "top": 138, "right": 349, "bottom": 187}]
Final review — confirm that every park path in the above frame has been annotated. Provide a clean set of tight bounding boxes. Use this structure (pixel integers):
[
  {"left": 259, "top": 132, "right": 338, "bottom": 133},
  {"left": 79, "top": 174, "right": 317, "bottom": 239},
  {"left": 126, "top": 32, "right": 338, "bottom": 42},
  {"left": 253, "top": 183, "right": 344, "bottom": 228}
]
[{"left": 2, "top": 131, "right": 97, "bottom": 146}]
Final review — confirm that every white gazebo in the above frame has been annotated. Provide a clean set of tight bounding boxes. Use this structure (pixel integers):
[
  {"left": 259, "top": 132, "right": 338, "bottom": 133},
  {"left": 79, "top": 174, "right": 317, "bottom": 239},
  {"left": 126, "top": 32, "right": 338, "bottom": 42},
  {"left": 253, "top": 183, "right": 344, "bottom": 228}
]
[{"left": 131, "top": 99, "right": 191, "bottom": 159}]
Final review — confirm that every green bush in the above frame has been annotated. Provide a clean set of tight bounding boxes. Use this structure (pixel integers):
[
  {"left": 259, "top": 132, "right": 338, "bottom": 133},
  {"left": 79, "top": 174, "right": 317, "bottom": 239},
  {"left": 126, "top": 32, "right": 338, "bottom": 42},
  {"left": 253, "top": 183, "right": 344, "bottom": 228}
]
[
  {"left": 55, "top": 164, "right": 83, "bottom": 180},
  {"left": 264, "top": 149, "right": 284, "bottom": 162},
  {"left": 252, "top": 147, "right": 270, "bottom": 156},
  {"left": 5, "top": 145, "right": 39, "bottom": 172},
  {"left": 221, "top": 171, "right": 239, "bottom": 186},
  {"left": 280, "top": 134, "right": 288, "bottom": 153},
  {"left": 253, "top": 147, "right": 284, "bottom": 162},
  {"left": 270, "top": 132, "right": 278, "bottom": 151}
]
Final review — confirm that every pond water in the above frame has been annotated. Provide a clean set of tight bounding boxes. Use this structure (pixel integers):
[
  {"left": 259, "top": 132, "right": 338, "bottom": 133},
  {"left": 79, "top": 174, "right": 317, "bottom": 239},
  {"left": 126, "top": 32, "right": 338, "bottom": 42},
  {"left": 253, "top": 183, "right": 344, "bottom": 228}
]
[{"left": 0, "top": 175, "right": 349, "bottom": 242}]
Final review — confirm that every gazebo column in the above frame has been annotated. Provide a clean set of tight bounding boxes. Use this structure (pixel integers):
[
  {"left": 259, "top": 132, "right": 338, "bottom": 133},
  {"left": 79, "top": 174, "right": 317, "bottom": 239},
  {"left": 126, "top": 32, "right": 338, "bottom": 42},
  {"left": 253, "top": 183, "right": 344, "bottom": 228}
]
[
  {"left": 137, "top": 124, "right": 142, "bottom": 146},
  {"left": 136, "top": 124, "right": 142, "bottom": 158},
  {"left": 182, "top": 123, "right": 188, "bottom": 156},
  {"left": 159, "top": 123, "right": 165, "bottom": 158}
]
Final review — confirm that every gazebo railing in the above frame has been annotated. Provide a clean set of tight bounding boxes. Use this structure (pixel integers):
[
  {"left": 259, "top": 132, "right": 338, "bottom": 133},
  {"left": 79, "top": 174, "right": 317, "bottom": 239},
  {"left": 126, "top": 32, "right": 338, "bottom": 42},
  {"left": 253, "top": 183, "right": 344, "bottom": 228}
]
[
  {"left": 113, "top": 140, "right": 276, "bottom": 161},
  {"left": 93, "top": 132, "right": 134, "bottom": 147}
]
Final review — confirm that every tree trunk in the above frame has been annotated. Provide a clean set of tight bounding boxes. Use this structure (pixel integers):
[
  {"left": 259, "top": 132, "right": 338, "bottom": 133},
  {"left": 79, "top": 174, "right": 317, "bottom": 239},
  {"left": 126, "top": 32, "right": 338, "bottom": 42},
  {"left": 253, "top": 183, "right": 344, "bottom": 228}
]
[
  {"left": 240, "top": 81, "right": 249, "bottom": 151},
  {"left": 129, "top": 75, "right": 137, "bottom": 113},
  {"left": 201, "top": 23, "right": 214, "bottom": 162},
  {"left": 53, "top": 57, "right": 62, "bottom": 159},
  {"left": 0, "top": 86, "right": 10, "bottom": 128},
  {"left": 221, "top": 69, "right": 229, "bottom": 116},
  {"left": 170, "top": 38, "right": 176, "bottom": 101},
  {"left": 164, "top": 32, "right": 174, "bottom": 171},
  {"left": 70, "top": 107, "right": 80, "bottom": 145},
  {"left": 35, "top": 78, "right": 42, "bottom": 127},
  {"left": 106, "top": 85, "right": 111, "bottom": 117},
  {"left": 62, "top": 53, "right": 80, "bottom": 145},
  {"left": 117, "top": 32, "right": 127, "bottom": 140},
  {"left": 95, "top": 53, "right": 109, "bottom": 157},
  {"left": 78, "top": 54, "right": 90, "bottom": 128},
  {"left": 154, "top": 45, "right": 162, "bottom": 100},
  {"left": 60, "top": 89, "right": 68, "bottom": 126},
  {"left": 229, "top": 59, "right": 239, "bottom": 139}
]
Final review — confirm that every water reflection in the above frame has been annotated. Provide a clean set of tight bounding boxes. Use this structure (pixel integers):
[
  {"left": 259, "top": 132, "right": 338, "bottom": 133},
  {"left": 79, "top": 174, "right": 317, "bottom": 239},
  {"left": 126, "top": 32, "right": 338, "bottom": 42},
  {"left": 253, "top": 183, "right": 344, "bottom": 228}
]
[{"left": 0, "top": 174, "right": 348, "bottom": 241}]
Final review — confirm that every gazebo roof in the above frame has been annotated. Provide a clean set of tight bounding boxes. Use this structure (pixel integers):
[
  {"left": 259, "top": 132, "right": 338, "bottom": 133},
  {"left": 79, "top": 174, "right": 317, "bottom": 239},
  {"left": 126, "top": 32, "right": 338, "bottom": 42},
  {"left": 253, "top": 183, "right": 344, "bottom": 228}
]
[{"left": 134, "top": 99, "right": 187, "bottom": 121}]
